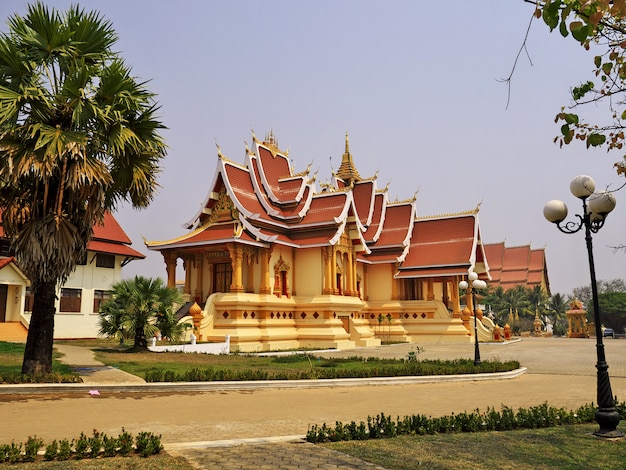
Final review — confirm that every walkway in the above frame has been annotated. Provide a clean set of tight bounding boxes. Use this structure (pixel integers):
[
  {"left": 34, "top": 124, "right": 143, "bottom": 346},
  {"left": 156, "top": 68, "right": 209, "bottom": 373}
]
[{"left": 1, "top": 337, "right": 625, "bottom": 469}]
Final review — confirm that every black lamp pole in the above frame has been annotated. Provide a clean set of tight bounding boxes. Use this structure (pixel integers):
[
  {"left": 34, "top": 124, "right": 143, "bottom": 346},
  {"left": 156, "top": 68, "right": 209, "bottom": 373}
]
[
  {"left": 461, "top": 273, "right": 485, "bottom": 366},
  {"left": 544, "top": 176, "right": 622, "bottom": 438},
  {"left": 471, "top": 288, "right": 481, "bottom": 366}
]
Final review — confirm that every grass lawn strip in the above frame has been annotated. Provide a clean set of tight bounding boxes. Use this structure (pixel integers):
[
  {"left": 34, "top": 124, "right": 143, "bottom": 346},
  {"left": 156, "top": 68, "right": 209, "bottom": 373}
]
[{"left": 324, "top": 425, "right": 626, "bottom": 470}]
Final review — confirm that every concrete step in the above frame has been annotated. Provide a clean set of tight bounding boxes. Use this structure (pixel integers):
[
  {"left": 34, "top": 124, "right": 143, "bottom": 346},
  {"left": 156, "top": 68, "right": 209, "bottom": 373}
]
[{"left": 0, "top": 322, "right": 28, "bottom": 343}]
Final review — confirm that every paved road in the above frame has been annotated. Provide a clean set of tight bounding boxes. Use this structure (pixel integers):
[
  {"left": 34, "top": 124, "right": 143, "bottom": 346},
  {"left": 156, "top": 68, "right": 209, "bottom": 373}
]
[{"left": 1, "top": 337, "right": 626, "bottom": 469}]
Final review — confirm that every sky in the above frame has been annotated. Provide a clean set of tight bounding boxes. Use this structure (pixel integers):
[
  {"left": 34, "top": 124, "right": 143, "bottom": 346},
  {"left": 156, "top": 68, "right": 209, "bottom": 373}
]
[{"left": 1, "top": 0, "right": 625, "bottom": 296}]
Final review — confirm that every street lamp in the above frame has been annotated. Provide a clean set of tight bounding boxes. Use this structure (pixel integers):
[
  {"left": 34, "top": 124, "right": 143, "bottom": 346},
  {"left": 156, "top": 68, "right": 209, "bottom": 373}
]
[
  {"left": 544, "top": 174, "right": 622, "bottom": 438},
  {"left": 459, "top": 271, "right": 487, "bottom": 366}
]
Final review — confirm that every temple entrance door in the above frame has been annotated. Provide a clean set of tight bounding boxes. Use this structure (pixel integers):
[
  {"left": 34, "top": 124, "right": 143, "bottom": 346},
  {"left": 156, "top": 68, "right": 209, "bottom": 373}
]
[
  {"left": 0, "top": 285, "right": 7, "bottom": 322},
  {"left": 213, "top": 262, "right": 232, "bottom": 293}
]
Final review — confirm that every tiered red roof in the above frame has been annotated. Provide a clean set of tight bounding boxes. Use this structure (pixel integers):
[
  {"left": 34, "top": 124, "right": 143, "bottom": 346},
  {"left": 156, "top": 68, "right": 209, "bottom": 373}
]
[
  {"left": 483, "top": 242, "right": 549, "bottom": 293},
  {"left": 395, "top": 213, "right": 488, "bottom": 279},
  {"left": 0, "top": 211, "right": 144, "bottom": 259},
  {"left": 148, "top": 132, "right": 491, "bottom": 280}
]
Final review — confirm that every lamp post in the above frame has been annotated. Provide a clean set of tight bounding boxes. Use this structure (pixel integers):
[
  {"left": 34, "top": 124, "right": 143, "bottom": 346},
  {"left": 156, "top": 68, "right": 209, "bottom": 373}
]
[
  {"left": 459, "top": 272, "right": 487, "bottom": 366},
  {"left": 544, "top": 174, "right": 622, "bottom": 438}
]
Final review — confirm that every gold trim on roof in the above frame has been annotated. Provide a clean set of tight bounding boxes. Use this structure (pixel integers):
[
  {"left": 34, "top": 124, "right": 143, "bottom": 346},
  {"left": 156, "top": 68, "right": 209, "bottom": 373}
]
[
  {"left": 388, "top": 191, "right": 418, "bottom": 205},
  {"left": 415, "top": 204, "right": 481, "bottom": 220},
  {"left": 293, "top": 163, "right": 312, "bottom": 177}
]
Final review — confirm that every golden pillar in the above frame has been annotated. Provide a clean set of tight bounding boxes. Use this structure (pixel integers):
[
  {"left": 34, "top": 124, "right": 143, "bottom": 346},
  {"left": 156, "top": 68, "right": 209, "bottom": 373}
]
[
  {"left": 194, "top": 253, "right": 204, "bottom": 301},
  {"left": 323, "top": 247, "right": 333, "bottom": 294},
  {"left": 163, "top": 251, "right": 177, "bottom": 289},
  {"left": 426, "top": 279, "right": 435, "bottom": 301},
  {"left": 291, "top": 247, "right": 297, "bottom": 296},
  {"left": 227, "top": 244, "right": 244, "bottom": 292},
  {"left": 391, "top": 264, "right": 398, "bottom": 300},
  {"left": 363, "top": 264, "right": 368, "bottom": 301},
  {"left": 332, "top": 248, "right": 337, "bottom": 294},
  {"left": 260, "top": 248, "right": 271, "bottom": 294}
]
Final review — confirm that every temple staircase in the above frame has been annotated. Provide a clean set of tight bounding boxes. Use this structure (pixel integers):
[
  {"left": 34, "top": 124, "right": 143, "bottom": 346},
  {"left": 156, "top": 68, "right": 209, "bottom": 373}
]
[{"left": 0, "top": 322, "right": 28, "bottom": 343}]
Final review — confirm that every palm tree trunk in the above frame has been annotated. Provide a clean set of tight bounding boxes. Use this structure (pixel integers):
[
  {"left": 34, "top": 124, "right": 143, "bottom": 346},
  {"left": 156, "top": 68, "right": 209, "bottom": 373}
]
[
  {"left": 21, "top": 281, "right": 56, "bottom": 375},
  {"left": 134, "top": 325, "right": 148, "bottom": 350}
]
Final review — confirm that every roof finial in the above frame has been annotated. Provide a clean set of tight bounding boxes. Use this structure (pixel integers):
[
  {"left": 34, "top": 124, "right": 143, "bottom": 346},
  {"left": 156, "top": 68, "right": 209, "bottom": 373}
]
[{"left": 336, "top": 132, "right": 361, "bottom": 185}]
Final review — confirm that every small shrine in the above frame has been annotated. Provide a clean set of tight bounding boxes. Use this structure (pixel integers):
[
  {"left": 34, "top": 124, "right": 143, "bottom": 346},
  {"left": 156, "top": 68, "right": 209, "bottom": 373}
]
[{"left": 566, "top": 299, "right": 589, "bottom": 338}]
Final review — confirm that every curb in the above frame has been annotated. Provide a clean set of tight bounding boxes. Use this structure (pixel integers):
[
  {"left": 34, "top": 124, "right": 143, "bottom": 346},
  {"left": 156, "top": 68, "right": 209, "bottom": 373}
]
[
  {"left": 0, "top": 367, "right": 527, "bottom": 395},
  {"left": 164, "top": 435, "right": 307, "bottom": 451}
]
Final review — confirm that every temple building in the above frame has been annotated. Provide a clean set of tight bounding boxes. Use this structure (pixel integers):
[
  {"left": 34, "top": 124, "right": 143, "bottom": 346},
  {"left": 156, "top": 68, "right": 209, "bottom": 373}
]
[
  {"left": 146, "top": 132, "right": 497, "bottom": 351},
  {"left": 0, "top": 212, "right": 145, "bottom": 341},
  {"left": 483, "top": 242, "right": 550, "bottom": 294}
]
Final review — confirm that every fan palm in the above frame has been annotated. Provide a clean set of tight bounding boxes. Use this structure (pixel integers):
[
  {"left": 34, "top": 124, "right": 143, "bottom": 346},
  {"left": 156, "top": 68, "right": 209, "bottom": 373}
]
[
  {"left": 547, "top": 292, "right": 569, "bottom": 328},
  {"left": 98, "top": 276, "right": 184, "bottom": 351},
  {"left": 0, "top": 3, "right": 166, "bottom": 373},
  {"left": 525, "top": 285, "right": 550, "bottom": 318}
]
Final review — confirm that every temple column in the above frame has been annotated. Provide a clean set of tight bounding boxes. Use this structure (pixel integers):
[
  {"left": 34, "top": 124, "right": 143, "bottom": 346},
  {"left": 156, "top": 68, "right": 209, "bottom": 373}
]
[
  {"left": 291, "top": 247, "right": 297, "bottom": 296},
  {"left": 391, "top": 264, "right": 398, "bottom": 300},
  {"left": 332, "top": 248, "right": 338, "bottom": 294},
  {"left": 194, "top": 253, "right": 204, "bottom": 302},
  {"left": 163, "top": 251, "right": 177, "bottom": 289},
  {"left": 323, "top": 247, "right": 333, "bottom": 294},
  {"left": 260, "top": 248, "right": 271, "bottom": 294},
  {"left": 183, "top": 256, "right": 192, "bottom": 295},
  {"left": 452, "top": 275, "right": 462, "bottom": 317},
  {"left": 246, "top": 252, "right": 255, "bottom": 293},
  {"left": 363, "top": 264, "right": 368, "bottom": 301},
  {"left": 426, "top": 279, "right": 435, "bottom": 301},
  {"left": 442, "top": 278, "right": 449, "bottom": 310},
  {"left": 227, "top": 244, "right": 244, "bottom": 292},
  {"left": 346, "top": 249, "right": 354, "bottom": 296}
]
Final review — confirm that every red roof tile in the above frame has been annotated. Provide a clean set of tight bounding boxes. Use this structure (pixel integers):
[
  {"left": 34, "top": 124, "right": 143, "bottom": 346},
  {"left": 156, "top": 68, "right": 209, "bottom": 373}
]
[
  {"left": 374, "top": 204, "right": 413, "bottom": 247},
  {"left": 402, "top": 215, "right": 476, "bottom": 268},
  {"left": 92, "top": 212, "right": 132, "bottom": 244}
]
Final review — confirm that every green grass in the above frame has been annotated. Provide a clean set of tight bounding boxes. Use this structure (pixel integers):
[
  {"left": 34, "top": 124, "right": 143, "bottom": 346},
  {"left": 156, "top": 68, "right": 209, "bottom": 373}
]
[
  {"left": 324, "top": 424, "right": 626, "bottom": 469},
  {"left": 0, "top": 342, "right": 76, "bottom": 379}
]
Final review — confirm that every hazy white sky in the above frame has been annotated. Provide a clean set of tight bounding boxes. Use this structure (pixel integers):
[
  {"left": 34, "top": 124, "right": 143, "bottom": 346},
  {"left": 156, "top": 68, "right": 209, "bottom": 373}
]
[{"left": 2, "top": 0, "right": 625, "bottom": 296}]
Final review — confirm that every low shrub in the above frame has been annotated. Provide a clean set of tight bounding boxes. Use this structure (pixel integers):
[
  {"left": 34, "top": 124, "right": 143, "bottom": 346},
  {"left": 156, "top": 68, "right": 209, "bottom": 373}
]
[
  {"left": 0, "top": 371, "right": 82, "bottom": 384},
  {"left": 143, "top": 357, "right": 520, "bottom": 382},
  {"left": 306, "top": 401, "right": 625, "bottom": 443},
  {"left": 0, "top": 429, "right": 162, "bottom": 463},
  {"left": 22, "top": 436, "right": 43, "bottom": 462}
]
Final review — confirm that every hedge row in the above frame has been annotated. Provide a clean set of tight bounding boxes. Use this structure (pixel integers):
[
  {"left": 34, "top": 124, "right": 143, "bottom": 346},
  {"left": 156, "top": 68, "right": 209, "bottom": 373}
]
[
  {"left": 144, "top": 358, "right": 521, "bottom": 382},
  {"left": 0, "top": 429, "right": 162, "bottom": 463},
  {"left": 306, "top": 401, "right": 626, "bottom": 443}
]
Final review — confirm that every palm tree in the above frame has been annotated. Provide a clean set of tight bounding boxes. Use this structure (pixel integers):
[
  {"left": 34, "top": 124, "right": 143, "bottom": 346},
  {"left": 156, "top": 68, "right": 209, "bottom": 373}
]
[
  {"left": 503, "top": 285, "right": 530, "bottom": 323},
  {"left": 98, "top": 276, "right": 185, "bottom": 351},
  {"left": 525, "top": 286, "right": 550, "bottom": 318},
  {"left": 0, "top": 3, "right": 166, "bottom": 374},
  {"left": 547, "top": 293, "right": 569, "bottom": 334},
  {"left": 484, "top": 285, "right": 508, "bottom": 324}
]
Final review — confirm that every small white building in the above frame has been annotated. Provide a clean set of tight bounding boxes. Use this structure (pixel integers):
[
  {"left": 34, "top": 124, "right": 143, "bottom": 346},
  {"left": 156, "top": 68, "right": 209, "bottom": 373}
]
[{"left": 0, "top": 212, "right": 145, "bottom": 340}]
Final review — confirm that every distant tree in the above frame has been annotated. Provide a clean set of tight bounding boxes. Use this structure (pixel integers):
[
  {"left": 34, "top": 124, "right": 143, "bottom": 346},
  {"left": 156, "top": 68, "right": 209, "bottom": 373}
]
[
  {"left": 571, "top": 278, "right": 626, "bottom": 312},
  {"left": 98, "top": 276, "right": 185, "bottom": 351},
  {"left": 597, "top": 291, "right": 626, "bottom": 333},
  {"left": 0, "top": 3, "right": 166, "bottom": 374},
  {"left": 525, "top": 0, "right": 626, "bottom": 176}
]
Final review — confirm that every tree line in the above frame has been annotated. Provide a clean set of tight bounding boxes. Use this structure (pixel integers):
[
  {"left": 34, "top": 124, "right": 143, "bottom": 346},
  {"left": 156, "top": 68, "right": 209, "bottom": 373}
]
[{"left": 482, "top": 279, "right": 626, "bottom": 336}]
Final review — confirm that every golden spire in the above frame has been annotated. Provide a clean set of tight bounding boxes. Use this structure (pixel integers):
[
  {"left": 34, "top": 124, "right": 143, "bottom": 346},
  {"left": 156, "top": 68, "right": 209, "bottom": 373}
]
[{"left": 335, "top": 132, "right": 362, "bottom": 185}]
